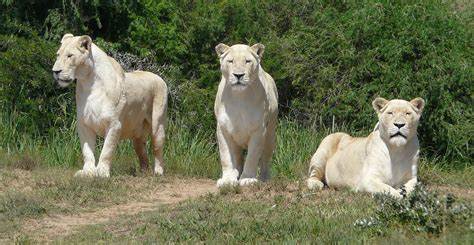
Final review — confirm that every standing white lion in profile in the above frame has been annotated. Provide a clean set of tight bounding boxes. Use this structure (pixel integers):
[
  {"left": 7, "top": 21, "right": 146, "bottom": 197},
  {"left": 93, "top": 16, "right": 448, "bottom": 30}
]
[
  {"left": 214, "top": 43, "right": 278, "bottom": 187},
  {"left": 307, "top": 97, "right": 425, "bottom": 198},
  {"left": 52, "top": 34, "right": 168, "bottom": 177}
]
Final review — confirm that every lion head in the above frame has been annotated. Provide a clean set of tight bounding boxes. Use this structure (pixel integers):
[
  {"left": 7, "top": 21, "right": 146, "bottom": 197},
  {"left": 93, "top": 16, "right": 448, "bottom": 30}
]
[
  {"left": 52, "top": 34, "right": 93, "bottom": 87},
  {"left": 372, "top": 97, "right": 425, "bottom": 147},
  {"left": 215, "top": 43, "right": 265, "bottom": 91}
]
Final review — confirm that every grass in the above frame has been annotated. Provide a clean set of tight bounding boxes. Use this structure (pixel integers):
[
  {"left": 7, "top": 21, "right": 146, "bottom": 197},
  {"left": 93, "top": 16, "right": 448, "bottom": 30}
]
[
  {"left": 59, "top": 182, "right": 472, "bottom": 244},
  {"left": 0, "top": 115, "right": 472, "bottom": 243},
  {"left": 0, "top": 165, "right": 472, "bottom": 243},
  {"left": 0, "top": 115, "right": 386, "bottom": 179},
  {"left": 0, "top": 167, "right": 170, "bottom": 240}
]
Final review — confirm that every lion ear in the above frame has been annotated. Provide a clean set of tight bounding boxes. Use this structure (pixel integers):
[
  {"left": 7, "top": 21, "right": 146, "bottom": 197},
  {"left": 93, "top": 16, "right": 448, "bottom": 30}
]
[
  {"left": 61, "top": 33, "right": 74, "bottom": 43},
  {"left": 251, "top": 43, "right": 265, "bottom": 58},
  {"left": 410, "top": 97, "right": 425, "bottom": 113},
  {"left": 215, "top": 43, "right": 230, "bottom": 57},
  {"left": 78, "top": 35, "right": 92, "bottom": 52},
  {"left": 372, "top": 97, "right": 389, "bottom": 113}
]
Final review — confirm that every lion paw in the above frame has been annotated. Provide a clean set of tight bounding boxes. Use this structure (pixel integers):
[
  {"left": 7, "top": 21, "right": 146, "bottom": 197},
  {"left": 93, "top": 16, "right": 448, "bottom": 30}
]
[
  {"left": 307, "top": 178, "right": 324, "bottom": 190},
  {"left": 239, "top": 178, "right": 258, "bottom": 186},
  {"left": 74, "top": 169, "right": 96, "bottom": 178},
  {"left": 95, "top": 165, "right": 110, "bottom": 178},
  {"left": 154, "top": 166, "right": 164, "bottom": 176},
  {"left": 217, "top": 177, "right": 239, "bottom": 188}
]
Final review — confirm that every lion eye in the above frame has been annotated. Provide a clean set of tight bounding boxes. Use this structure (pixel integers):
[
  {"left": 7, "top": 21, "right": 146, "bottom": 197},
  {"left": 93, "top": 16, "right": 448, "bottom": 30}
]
[
  {"left": 67, "top": 54, "right": 73, "bottom": 58},
  {"left": 245, "top": 60, "right": 252, "bottom": 64},
  {"left": 406, "top": 112, "right": 412, "bottom": 115},
  {"left": 227, "top": 60, "right": 233, "bottom": 64},
  {"left": 387, "top": 112, "right": 393, "bottom": 115}
]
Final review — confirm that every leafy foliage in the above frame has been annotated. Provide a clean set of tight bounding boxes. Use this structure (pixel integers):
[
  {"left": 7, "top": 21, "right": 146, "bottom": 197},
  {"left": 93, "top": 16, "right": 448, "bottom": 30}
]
[
  {"left": 356, "top": 184, "right": 473, "bottom": 234},
  {"left": 0, "top": 0, "right": 472, "bottom": 164},
  {"left": 0, "top": 34, "right": 75, "bottom": 135}
]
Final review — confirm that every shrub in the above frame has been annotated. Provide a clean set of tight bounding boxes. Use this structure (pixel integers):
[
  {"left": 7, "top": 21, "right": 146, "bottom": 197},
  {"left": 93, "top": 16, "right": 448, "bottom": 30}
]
[
  {"left": 126, "top": 0, "right": 186, "bottom": 64},
  {"left": 0, "top": 1, "right": 472, "bottom": 165},
  {"left": 355, "top": 184, "right": 472, "bottom": 234},
  {"left": 268, "top": 1, "right": 473, "bottom": 164},
  {"left": 0, "top": 34, "right": 74, "bottom": 136}
]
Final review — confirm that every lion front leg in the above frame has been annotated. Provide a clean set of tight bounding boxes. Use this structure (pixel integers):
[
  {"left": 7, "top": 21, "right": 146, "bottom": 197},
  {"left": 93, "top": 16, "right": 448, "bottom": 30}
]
[
  {"left": 216, "top": 126, "right": 241, "bottom": 187},
  {"left": 239, "top": 131, "right": 264, "bottom": 186},
  {"left": 403, "top": 177, "right": 417, "bottom": 196},
  {"left": 75, "top": 123, "right": 97, "bottom": 177},
  {"left": 362, "top": 180, "right": 402, "bottom": 198},
  {"left": 96, "top": 122, "right": 122, "bottom": 178}
]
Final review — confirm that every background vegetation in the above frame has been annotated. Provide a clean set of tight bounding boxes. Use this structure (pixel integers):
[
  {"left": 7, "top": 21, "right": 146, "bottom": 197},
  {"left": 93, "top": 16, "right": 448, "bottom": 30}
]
[
  {"left": 0, "top": 0, "right": 472, "bottom": 174},
  {"left": 0, "top": 1, "right": 473, "bottom": 243}
]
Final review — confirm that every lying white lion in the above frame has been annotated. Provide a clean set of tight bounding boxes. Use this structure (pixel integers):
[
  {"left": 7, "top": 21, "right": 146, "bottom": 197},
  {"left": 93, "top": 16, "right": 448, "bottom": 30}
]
[
  {"left": 52, "top": 34, "right": 168, "bottom": 177},
  {"left": 214, "top": 43, "right": 278, "bottom": 187},
  {"left": 307, "top": 97, "right": 425, "bottom": 198}
]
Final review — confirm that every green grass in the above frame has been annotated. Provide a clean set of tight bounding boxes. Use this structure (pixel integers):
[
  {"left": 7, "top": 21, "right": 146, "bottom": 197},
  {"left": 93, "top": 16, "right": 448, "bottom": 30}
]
[
  {"left": 0, "top": 166, "right": 472, "bottom": 243},
  {"left": 1, "top": 115, "right": 472, "bottom": 185},
  {"left": 58, "top": 182, "right": 472, "bottom": 244},
  {"left": 0, "top": 168, "right": 170, "bottom": 240},
  {"left": 0, "top": 115, "right": 472, "bottom": 243}
]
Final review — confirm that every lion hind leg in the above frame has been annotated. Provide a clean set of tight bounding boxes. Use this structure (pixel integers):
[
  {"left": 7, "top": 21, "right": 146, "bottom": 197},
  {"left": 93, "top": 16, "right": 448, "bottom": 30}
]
[
  {"left": 151, "top": 81, "right": 168, "bottom": 176},
  {"left": 259, "top": 126, "right": 276, "bottom": 182},
  {"left": 133, "top": 137, "right": 149, "bottom": 172},
  {"left": 307, "top": 133, "right": 345, "bottom": 190}
]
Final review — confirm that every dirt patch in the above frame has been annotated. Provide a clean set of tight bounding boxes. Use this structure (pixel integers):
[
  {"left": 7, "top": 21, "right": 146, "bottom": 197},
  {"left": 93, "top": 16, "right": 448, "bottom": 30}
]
[
  {"left": 22, "top": 178, "right": 217, "bottom": 242},
  {"left": 0, "top": 169, "right": 35, "bottom": 193}
]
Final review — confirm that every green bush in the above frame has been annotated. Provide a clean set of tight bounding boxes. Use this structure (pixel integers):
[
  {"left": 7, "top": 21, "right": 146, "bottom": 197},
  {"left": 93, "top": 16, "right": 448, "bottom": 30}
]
[
  {"left": 0, "top": 34, "right": 74, "bottom": 136},
  {"left": 176, "top": 1, "right": 473, "bottom": 164},
  {"left": 271, "top": 2, "right": 473, "bottom": 163},
  {"left": 126, "top": 0, "right": 186, "bottom": 63},
  {"left": 0, "top": 0, "right": 472, "bottom": 165},
  {"left": 355, "top": 184, "right": 472, "bottom": 234}
]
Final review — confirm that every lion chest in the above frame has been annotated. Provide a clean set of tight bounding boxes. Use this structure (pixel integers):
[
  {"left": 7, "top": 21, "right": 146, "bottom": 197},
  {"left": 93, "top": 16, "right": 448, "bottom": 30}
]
[
  {"left": 217, "top": 103, "right": 265, "bottom": 147},
  {"left": 388, "top": 149, "right": 417, "bottom": 186},
  {"left": 363, "top": 140, "right": 417, "bottom": 187},
  {"left": 77, "top": 92, "right": 116, "bottom": 137}
]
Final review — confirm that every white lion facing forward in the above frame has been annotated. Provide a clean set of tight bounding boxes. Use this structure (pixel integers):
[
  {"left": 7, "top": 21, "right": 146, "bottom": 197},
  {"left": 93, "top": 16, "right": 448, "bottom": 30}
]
[
  {"left": 52, "top": 34, "right": 168, "bottom": 177},
  {"left": 214, "top": 43, "right": 278, "bottom": 187},
  {"left": 307, "top": 97, "right": 425, "bottom": 198}
]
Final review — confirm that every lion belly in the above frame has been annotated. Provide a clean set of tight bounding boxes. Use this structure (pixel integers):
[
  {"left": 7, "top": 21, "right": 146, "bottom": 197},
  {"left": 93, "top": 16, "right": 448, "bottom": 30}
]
[{"left": 119, "top": 104, "right": 152, "bottom": 140}]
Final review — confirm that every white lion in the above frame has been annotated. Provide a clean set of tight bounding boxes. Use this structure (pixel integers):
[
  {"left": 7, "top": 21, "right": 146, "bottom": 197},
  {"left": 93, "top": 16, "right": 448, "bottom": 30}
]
[
  {"left": 307, "top": 97, "right": 425, "bottom": 198},
  {"left": 214, "top": 43, "right": 278, "bottom": 187},
  {"left": 52, "top": 34, "right": 168, "bottom": 177}
]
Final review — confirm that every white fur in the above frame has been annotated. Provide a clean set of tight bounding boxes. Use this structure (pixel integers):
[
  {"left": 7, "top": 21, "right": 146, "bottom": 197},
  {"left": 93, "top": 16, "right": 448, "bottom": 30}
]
[
  {"left": 307, "top": 98, "right": 425, "bottom": 198},
  {"left": 52, "top": 34, "right": 168, "bottom": 177},
  {"left": 214, "top": 43, "right": 278, "bottom": 187}
]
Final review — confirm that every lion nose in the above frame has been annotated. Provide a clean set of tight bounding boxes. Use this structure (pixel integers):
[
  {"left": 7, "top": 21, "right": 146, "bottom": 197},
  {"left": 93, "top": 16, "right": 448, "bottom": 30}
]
[
  {"left": 394, "top": 123, "right": 405, "bottom": 129},
  {"left": 53, "top": 70, "right": 62, "bottom": 75},
  {"left": 233, "top": 73, "right": 244, "bottom": 80}
]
